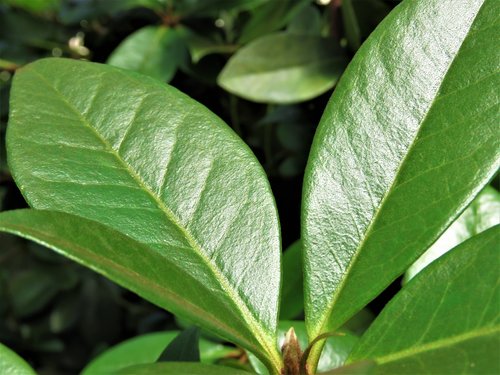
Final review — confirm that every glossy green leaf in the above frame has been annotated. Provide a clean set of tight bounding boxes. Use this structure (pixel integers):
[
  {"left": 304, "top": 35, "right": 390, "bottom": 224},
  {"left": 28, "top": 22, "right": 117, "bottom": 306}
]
[
  {"left": 158, "top": 327, "right": 200, "bottom": 362},
  {"left": 348, "top": 226, "right": 500, "bottom": 374},
  {"left": 117, "top": 362, "right": 252, "bottom": 374},
  {"left": 280, "top": 241, "right": 304, "bottom": 320},
  {"left": 0, "top": 342, "right": 36, "bottom": 375},
  {"left": 303, "top": 1, "right": 499, "bottom": 367},
  {"left": 405, "top": 185, "right": 500, "bottom": 282},
  {"left": 107, "top": 26, "right": 186, "bottom": 82},
  {"left": 6, "top": 58, "right": 282, "bottom": 372},
  {"left": 82, "top": 330, "right": 237, "bottom": 374},
  {"left": 218, "top": 32, "right": 347, "bottom": 104},
  {"left": 248, "top": 321, "right": 359, "bottom": 374},
  {"left": 238, "top": 0, "right": 308, "bottom": 44}
]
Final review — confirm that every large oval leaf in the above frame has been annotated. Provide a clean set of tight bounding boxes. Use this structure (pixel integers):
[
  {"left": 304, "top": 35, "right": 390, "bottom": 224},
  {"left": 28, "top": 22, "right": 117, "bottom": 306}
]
[
  {"left": 218, "top": 32, "right": 347, "bottom": 104},
  {"left": 302, "top": 0, "right": 499, "bottom": 365},
  {"left": 7, "top": 58, "right": 282, "bottom": 372},
  {"left": 0, "top": 342, "right": 36, "bottom": 375},
  {"left": 107, "top": 26, "right": 186, "bottom": 82},
  {"left": 348, "top": 226, "right": 500, "bottom": 374}
]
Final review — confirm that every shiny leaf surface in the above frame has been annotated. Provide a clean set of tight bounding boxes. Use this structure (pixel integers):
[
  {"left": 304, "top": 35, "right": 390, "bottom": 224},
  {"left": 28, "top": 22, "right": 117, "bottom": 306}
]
[
  {"left": 0, "top": 342, "right": 36, "bottom": 375},
  {"left": 218, "top": 33, "right": 347, "bottom": 104},
  {"left": 7, "top": 58, "right": 282, "bottom": 372},
  {"left": 349, "top": 226, "right": 500, "bottom": 374},
  {"left": 303, "top": 1, "right": 499, "bottom": 367},
  {"left": 405, "top": 185, "right": 500, "bottom": 282},
  {"left": 82, "top": 330, "right": 237, "bottom": 374},
  {"left": 107, "top": 26, "right": 186, "bottom": 82}
]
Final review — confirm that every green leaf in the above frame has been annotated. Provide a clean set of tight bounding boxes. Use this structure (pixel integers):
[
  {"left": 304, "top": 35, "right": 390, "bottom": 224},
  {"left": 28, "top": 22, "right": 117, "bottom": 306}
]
[
  {"left": 280, "top": 241, "right": 304, "bottom": 320},
  {"left": 158, "top": 327, "right": 200, "bottom": 362},
  {"left": 218, "top": 32, "right": 347, "bottom": 104},
  {"left": 58, "top": 0, "right": 162, "bottom": 24},
  {"left": 341, "top": 0, "right": 391, "bottom": 51},
  {"left": 180, "top": 28, "right": 236, "bottom": 64},
  {"left": 9, "top": 266, "right": 78, "bottom": 318},
  {"left": 348, "top": 226, "right": 500, "bottom": 374},
  {"left": 248, "top": 321, "right": 359, "bottom": 374},
  {"left": 117, "top": 362, "right": 252, "bottom": 374},
  {"left": 174, "top": 0, "right": 267, "bottom": 18},
  {"left": 238, "top": 0, "right": 308, "bottom": 44},
  {"left": 341, "top": 309, "right": 374, "bottom": 336},
  {"left": 0, "top": 342, "right": 36, "bottom": 375},
  {"left": 6, "top": 58, "right": 282, "bottom": 372},
  {"left": 405, "top": 185, "right": 500, "bottom": 282},
  {"left": 287, "top": 5, "right": 322, "bottom": 36},
  {"left": 82, "top": 330, "right": 237, "bottom": 374},
  {"left": 302, "top": 0, "right": 499, "bottom": 368},
  {"left": 107, "top": 26, "right": 187, "bottom": 83},
  {"left": 5, "top": 0, "right": 59, "bottom": 13}
]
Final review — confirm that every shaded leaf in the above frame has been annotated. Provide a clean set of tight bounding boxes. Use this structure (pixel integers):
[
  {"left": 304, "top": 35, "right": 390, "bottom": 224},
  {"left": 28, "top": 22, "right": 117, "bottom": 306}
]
[
  {"left": 405, "top": 185, "right": 500, "bottom": 282},
  {"left": 302, "top": 1, "right": 499, "bottom": 368},
  {"left": 321, "top": 360, "right": 375, "bottom": 374},
  {"left": 218, "top": 32, "right": 347, "bottom": 103},
  {"left": 158, "top": 327, "right": 200, "bottom": 362},
  {"left": 58, "top": 0, "right": 162, "bottom": 24},
  {"left": 287, "top": 4, "right": 322, "bottom": 36},
  {"left": 107, "top": 26, "right": 187, "bottom": 82},
  {"left": 4, "top": 0, "right": 59, "bottom": 13},
  {"left": 82, "top": 330, "right": 237, "bottom": 374},
  {"left": 117, "top": 362, "right": 252, "bottom": 374},
  {"left": 348, "top": 226, "right": 500, "bottom": 374},
  {"left": 341, "top": 0, "right": 391, "bottom": 51},
  {"left": 174, "top": 0, "right": 267, "bottom": 18},
  {"left": 6, "top": 57, "right": 282, "bottom": 372},
  {"left": 9, "top": 266, "right": 78, "bottom": 318},
  {"left": 280, "top": 241, "right": 304, "bottom": 320},
  {"left": 238, "top": 0, "right": 307, "bottom": 44}
]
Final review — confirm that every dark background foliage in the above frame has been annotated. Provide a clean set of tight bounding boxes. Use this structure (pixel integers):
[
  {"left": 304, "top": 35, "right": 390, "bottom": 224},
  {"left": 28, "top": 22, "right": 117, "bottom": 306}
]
[{"left": 0, "top": 0, "right": 426, "bottom": 373}]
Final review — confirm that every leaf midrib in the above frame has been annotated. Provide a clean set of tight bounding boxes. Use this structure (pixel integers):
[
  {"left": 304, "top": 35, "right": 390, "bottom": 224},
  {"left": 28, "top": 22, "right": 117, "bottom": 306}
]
[
  {"left": 311, "top": 1, "right": 486, "bottom": 337},
  {"left": 26, "top": 68, "right": 280, "bottom": 369},
  {"left": 375, "top": 325, "right": 500, "bottom": 364}
]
